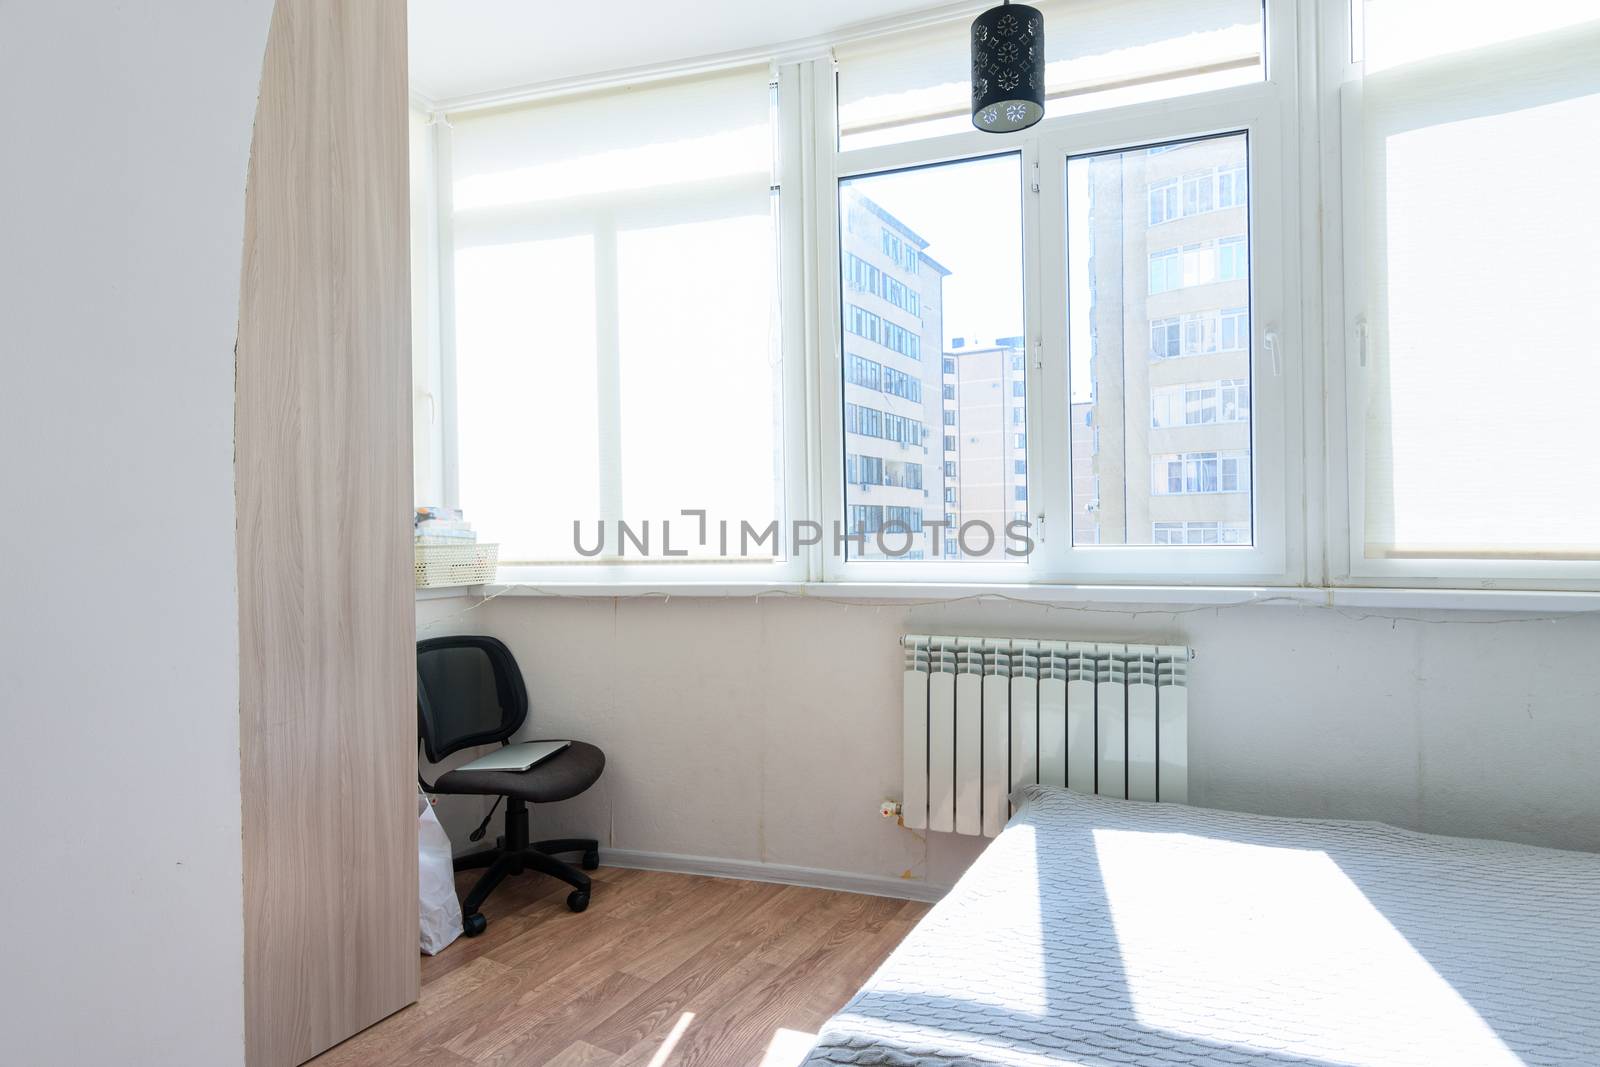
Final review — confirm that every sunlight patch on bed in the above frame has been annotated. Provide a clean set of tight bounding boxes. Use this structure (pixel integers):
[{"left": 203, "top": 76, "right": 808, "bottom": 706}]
[{"left": 1091, "top": 828, "right": 1522, "bottom": 1065}]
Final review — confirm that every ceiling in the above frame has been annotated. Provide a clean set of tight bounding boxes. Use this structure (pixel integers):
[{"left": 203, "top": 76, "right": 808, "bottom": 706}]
[{"left": 408, "top": 0, "right": 959, "bottom": 105}]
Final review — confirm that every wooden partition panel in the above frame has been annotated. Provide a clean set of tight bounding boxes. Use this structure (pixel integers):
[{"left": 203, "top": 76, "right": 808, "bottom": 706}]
[{"left": 236, "top": 1, "right": 417, "bottom": 1063}]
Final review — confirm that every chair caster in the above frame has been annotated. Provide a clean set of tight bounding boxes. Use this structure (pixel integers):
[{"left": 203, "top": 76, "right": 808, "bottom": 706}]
[
  {"left": 566, "top": 890, "right": 590, "bottom": 913},
  {"left": 581, "top": 849, "right": 600, "bottom": 871},
  {"left": 462, "top": 912, "right": 488, "bottom": 937}
]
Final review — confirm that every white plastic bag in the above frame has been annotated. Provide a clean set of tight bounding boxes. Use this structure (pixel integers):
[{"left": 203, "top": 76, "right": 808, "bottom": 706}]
[{"left": 418, "top": 794, "right": 463, "bottom": 955}]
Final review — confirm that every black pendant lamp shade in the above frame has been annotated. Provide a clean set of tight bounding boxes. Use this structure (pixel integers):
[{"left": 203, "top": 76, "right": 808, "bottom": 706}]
[{"left": 971, "top": 1, "right": 1045, "bottom": 133}]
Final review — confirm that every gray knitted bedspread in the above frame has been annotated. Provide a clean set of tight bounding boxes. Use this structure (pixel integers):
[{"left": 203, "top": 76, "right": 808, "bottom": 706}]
[{"left": 804, "top": 786, "right": 1599, "bottom": 1066}]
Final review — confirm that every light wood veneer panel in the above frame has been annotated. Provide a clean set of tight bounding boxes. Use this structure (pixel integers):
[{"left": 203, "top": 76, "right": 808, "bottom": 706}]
[{"left": 237, "top": 1, "right": 417, "bottom": 1063}]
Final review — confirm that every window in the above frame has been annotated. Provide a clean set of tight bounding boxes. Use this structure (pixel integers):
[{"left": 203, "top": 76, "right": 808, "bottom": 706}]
[
  {"left": 1220, "top": 307, "right": 1248, "bottom": 351},
  {"left": 1148, "top": 248, "right": 1182, "bottom": 294},
  {"left": 885, "top": 505, "right": 924, "bottom": 532},
  {"left": 1149, "top": 179, "right": 1179, "bottom": 225},
  {"left": 1218, "top": 236, "right": 1247, "bottom": 281},
  {"left": 834, "top": 0, "right": 1265, "bottom": 150},
  {"left": 846, "top": 354, "right": 881, "bottom": 390},
  {"left": 1352, "top": 0, "right": 1600, "bottom": 565},
  {"left": 847, "top": 305, "right": 882, "bottom": 343},
  {"left": 446, "top": 66, "right": 781, "bottom": 563},
  {"left": 1150, "top": 452, "right": 1251, "bottom": 495},
  {"left": 848, "top": 504, "right": 884, "bottom": 534},
  {"left": 422, "top": 6, "right": 1318, "bottom": 588},
  {"left": 1150, "top": 317, "right": 1181, "bottom": 359},
  {"left": 838, "top": 156, "right": 1024, "bottom": 566},
  {"left": 1217, "top": 164, "right": 1247, "bottom": 209},
  {"left": 1182, "top": 171, "right": 1214, "bottom": 216},
  {"left": 1071, "top": 133, "right": 1255, "bottom": 547},
  {"left": 1153, "top": 521, "right": 1250, "bottom": 545},
  {"left": 884, "top": 365, "right": 922, "bottom": 401}
]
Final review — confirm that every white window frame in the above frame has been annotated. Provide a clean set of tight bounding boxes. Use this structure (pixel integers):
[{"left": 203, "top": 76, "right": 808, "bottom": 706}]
[
  {"left": 1319, "top": 0, "right": 1600, "bottom": 591},
  {"left": 431, "top": 63, "right": 814, "bottom": 586},
  {"left": 814, "top": 0, "right": 1299, "bottom": 585}
]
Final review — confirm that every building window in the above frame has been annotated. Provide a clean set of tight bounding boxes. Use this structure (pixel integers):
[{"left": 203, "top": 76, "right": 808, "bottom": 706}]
[
  {"left": 943, "top": 410, "right": 956, "bottom": 426},
  {"left": 1151, "top": 451, "right": 1251, "bottom": 495},
  {"left": 1220, "top": 307, "right": 1248, "bottom": 350},
  {"left": 885, "top": 505, "right": 924, "bottom": 532},
  {"left": 1149, "top": 179, "right": 1179, "bottom": 224},
  {"left": 942, "top": 357, "right": 955, "bottom": 374},
  {"left": 846, "top": 304, "right": 881, "bottom": 343},
  {"left": 944, "top": 435, "right": 956, "bottom": 452},
  {"left": 846, "top": 354, "right": 881, "bottom": 390},
  {"left": 1219, "top": 378, "right": 1250, "bottom": 423},
  {"left": 1216, "top": 164, "right": 1247, "bottom": 209},
  {"left": 1182, "top": 170, "right": 1214, "bottom": 216},
  {"left": 1012, "top": 381, "right": 1025, "bottom": 397},
  {"left": 1148, "top": 248, "right": 1182, "bottom": 294},
  {"left": 883, "top": 365, "right": 921, "bottom": 402},
  {"left": 943, "top": 384, "right": 955, "bottom": 400},
  {"left": 1150, "top": 317, "right": 1181, "bottom": 359},
  {"left": 848, "top": 504, "right": 884, "bottom": 533},
  {"left": 1153, "top": 381, "right": 1250, "bottom": 428},
  {"left": 1153, "top": 521, "right": 1249, "bottom": 545},
  {"left": 1218, "top": 235, "right": 1247, "bottom": 281}
]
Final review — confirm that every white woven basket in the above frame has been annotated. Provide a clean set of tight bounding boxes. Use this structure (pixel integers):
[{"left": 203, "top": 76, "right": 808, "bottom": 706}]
[{"left": 414, "top": 542, "right": 499, "bottom": 588}]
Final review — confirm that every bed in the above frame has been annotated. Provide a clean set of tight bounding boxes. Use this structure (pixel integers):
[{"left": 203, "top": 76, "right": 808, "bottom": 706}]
[{"left": 803, "top": 785, "right": 1600, "bottom": 1067}]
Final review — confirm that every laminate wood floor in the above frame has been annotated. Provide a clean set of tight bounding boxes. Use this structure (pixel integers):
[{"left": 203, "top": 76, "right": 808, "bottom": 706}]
[{"left": 311, "top": 866, "right": 929, "bottom": 1067}]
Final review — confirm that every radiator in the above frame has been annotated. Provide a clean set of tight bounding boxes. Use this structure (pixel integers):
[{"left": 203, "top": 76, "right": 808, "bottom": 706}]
[{"left": 901, "top": 635, "right": 1191, "bottom": 836}]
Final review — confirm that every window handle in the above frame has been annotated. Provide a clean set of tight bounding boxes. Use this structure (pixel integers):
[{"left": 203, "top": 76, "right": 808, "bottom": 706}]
[
  {"left": 1355, "top": 314, "right": 1368, "bottom": 368},
  {"left": 1263, "top": 327, "right": 1282, "bottom": 377}
]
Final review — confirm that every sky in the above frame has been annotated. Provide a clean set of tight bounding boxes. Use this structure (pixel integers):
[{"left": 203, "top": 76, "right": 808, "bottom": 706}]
[{"left": 842, "top": 151, "right": 1099, "bottom": 403}]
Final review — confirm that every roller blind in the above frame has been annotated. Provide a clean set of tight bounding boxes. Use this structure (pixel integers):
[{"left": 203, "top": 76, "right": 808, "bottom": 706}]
[
  {"left": 446, "top": 67, "right": 782, "bottom": 563},
  {"left": 835, "top": 0, "right": 1263, "bottom": 150},
  {"left": 1357, "top": 3, "right": 1600, "bottom": 560}
]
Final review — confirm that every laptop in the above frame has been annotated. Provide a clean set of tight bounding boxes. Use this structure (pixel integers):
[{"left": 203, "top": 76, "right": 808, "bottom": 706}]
[{"left": 455, "top": 739, "right": 572, "bottom": 774}]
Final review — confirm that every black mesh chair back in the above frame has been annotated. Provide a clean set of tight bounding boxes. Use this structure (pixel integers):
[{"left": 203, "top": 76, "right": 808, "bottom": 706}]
[{"left": 417, "top": 635, "right": 529, "bottom": 763}]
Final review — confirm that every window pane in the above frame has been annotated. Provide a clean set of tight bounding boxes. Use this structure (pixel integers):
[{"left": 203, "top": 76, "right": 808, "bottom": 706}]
[
  {"left": 839, "top": 155, "right": 1025, "bottom": 562},
  {"left": 1357, "top": 0, "right": 1596, "bottom": 74},
  {"left": 1068, "top": 133, "right": 1253, "bottom": 547},
  {"left": 449, "top": 67, "right": 779, "bottom": 562},
  {"left": 836, "top": 0, "right": 1264, "bottom": 151},
  {"left": 1359, "top": 8, "right": 1600, "bottom": 558}
]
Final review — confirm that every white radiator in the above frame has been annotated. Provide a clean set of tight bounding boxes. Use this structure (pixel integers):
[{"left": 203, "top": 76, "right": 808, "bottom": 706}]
[{"left": 901, "top": 635, "right": 1191, "bottom": 836}]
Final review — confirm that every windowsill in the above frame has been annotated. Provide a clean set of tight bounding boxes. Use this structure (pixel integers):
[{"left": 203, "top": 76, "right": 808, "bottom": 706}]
[
  {"left": 416, "top": 584, "right": 482, "bottom": 600},
  {"left": 415, "top": 581, "right": 1600, "bottom": 614}
]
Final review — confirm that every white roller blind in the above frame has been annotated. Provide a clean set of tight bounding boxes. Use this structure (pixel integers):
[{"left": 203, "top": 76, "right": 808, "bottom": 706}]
[
  {"left": 1358, "top": 5, "right": 1600, "bottom": 559},
  {"left": 835, "top": 0, "right": 1263, "bottom": 150},
  {"left": 447, "top": 67, "right": 781, "bottom": 563}
]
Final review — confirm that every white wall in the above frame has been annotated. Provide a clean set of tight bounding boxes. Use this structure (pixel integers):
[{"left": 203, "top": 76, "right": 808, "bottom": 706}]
[
  {"left": 419, "top": 594, "right": 1600, "bottom": 892},
  {"left": 0, "top": 4, "right": 273, "bottom": 1064}
]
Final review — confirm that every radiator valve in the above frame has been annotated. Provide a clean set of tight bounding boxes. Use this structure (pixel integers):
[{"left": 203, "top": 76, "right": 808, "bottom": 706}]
[{"left": 880, "top": 799, "right": 902, "bottom": 819}]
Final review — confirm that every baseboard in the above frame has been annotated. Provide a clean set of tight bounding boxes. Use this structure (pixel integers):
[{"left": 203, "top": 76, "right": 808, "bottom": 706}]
[{"left": 599, "top": 848, "right": 951, "bottom": 904}]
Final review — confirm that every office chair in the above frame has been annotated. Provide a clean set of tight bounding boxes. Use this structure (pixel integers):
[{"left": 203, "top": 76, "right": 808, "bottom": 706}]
[{"left": 417, "top": 635, "right": 605, "bottom": 935}]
